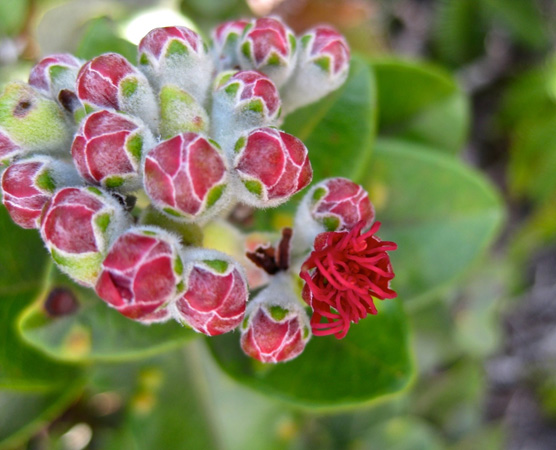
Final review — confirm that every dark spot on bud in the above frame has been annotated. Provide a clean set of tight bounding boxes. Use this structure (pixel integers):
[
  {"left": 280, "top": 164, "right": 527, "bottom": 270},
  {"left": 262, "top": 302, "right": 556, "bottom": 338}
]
[
  {"left": 58, "top": 89, "right": 81, "bottom": 113},
  {"left": 44, "top": 287, "right": 79, "bottom": 317},
  {"left": 13, "top": 99, "right": 33, "bottom": 117},
  {"left": 111, "top": 192, "right": 136, "bottom": 212}
]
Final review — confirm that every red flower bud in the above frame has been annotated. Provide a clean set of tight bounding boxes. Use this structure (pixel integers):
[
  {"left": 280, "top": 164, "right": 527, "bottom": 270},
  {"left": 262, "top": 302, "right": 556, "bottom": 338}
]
[
  {"left": 143, "top": 133, "right": 228, "bottom": 222},
  {"left": 172, "top": 250, "right": 248, "bottom": 336},
  {"left": 29, "top": 53, "right": 82, "bottom": 99},
  {"left": 41, "top": 187, "right": 129, "bottom": 286},
  {"left": 212, "top": 71, "right": 281, "bottom": 149},
  {"left": 238, "top": 18, "right": 297, "bottom": 88},
  {"left": 95, "top": 227, "right": 185, "bottom": 320},
  {"left": 300, "top": 221, "right": 397, "bottom": 339},
  {"left": 76, "top": 53, "right": 157, "bottom": 128},
  {"left": 240, "top": 274, "right": 311, "bottom": 363},
  {"left": 1, "top": 156, "right": 78, "bottom": 229},
  {"left": 282, "top": 26, "right": 350, "bottom": 113},
  {"left": 211, "top": 20, "right": 250, "bottom": 71},
  {"left": 71, "top": 110, "right": 154, "bottom": 191},
  {"left": 233, "top": 127, "right": 312, "bottom": 207},
  {"left": 138, "top": 26, "right": 213, "bottom": 105},
  {"left": 0, "top": 130, "right": 22, "bottom": 166}
]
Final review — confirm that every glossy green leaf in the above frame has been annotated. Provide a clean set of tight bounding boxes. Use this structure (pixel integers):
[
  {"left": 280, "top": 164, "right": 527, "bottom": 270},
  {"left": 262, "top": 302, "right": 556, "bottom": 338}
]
[
  {"left": 76, "top": 17, "right": 136, "bottom": 62},
  {"left": 366, "top": 138, "right": 504, "bottom": 302},
  {"left": 372, "top": 59, "right": 469, "bottom": 154},
  {"left": 0, "top": 380, "right": 83, "bottom": 449},
  {"left": 19, "top": 266, "right": 197, "bottom": 363},
  {"left": 209, "top": 298, "right": 412, "bottom": 409},
  {"left": 282, "top": 54, "right": 376, "bottom": 184},
  {"left": 0, "top": 207, "right": 79, "bottom": 389}
]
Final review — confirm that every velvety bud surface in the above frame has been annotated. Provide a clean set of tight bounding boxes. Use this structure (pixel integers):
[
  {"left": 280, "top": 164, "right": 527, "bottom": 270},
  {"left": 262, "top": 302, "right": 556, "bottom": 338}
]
[
  {"left": 233, "top": 127, "right": 312, "bottom": 207},
  {"left": 172, "top": 250, "right": 248, "bottom": 336},
  {"left": 29, "top": 53, "right": 82, "bottom": 99},
  {"left": 211, "top": 20, "right": 250, "bottom": 71},
  {"left": 76, "top": 53, "right": 157, "bottom": 128},
  {"left": 41, "top": 186, "right": 129, "bottom": 286},
  {"left": 71, "top": 110, "right": 154, "bottom": 190},
  {"left": 238, "top": 18, "right": 297, "bottom": 88},
  {"left": 95, "top": 227, "right": 185, "bottom": 320},
  {"left": 282, "top": 26, "right": 350, "bottom": 113},
  {"left": 2, "top": 158, "right": 54, "bottom": 228},
  {"left": 144, "top": 133, "right": 228, "bottom": 222},
  {"left": 138, "top": 26, "right": 213, "bottom": 105},
  {"left": 240, "top": 274, "right": 311, "bottom": 363},
  {"left": 0, "top": 82, "right": 71, "bottom": 163}
]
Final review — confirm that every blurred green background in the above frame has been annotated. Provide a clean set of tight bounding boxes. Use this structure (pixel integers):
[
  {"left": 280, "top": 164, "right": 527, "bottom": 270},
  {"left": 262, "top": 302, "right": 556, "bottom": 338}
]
[{"left": 1, "top": 0, "right": 556, "bottom": 449}]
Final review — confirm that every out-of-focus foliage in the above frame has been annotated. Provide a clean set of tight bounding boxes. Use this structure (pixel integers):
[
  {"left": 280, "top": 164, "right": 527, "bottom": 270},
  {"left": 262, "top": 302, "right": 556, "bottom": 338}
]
[{"left": 0, "top": 0, "right": 555, "bottom": 448}]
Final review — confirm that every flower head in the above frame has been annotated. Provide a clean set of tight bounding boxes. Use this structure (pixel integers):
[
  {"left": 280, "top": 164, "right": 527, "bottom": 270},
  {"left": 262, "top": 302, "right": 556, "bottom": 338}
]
[{"left": 299, "top": 221, "right": 397, "bottom": 339}]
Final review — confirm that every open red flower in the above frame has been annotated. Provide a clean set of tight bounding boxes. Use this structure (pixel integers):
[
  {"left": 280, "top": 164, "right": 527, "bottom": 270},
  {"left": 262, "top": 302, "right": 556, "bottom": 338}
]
[{"left": 299, "top": 220, "right": 397, "bottom": 339}]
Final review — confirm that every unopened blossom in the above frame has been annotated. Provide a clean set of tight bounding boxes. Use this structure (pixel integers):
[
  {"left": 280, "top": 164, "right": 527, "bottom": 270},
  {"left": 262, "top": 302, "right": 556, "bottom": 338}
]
[
  {"left": 233, "top": 127, "right": 312, "bottom": 207},
  {"left": 95, "top": 226, "right": 185, "bottom": 320},
  {"left": 300, "top": 221, "right": 397, "bottom": 339},
  {"left": 210, "top": 19, "right": 250, "bottom": 71},
  {"left": 28, "top": 53, "right": 83, "bottom": 101},
  {"left": 172, "top": 249, "right": 248, "bottom": 335}
]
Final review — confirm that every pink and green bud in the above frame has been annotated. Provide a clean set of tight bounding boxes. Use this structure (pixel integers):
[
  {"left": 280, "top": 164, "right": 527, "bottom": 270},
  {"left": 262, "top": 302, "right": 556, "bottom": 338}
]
[
  {"left": 233, "top": 127, "right": 312, "bottom": 207},
  {"left": 282, "top": 26, "right": 350, "bottom": 113},
  {"left": 144, "top": 133, "right": 229, "bottom": 223},
  {"left": 28, "top": 53, "right": 83, "bottom": 101},
  {"left": 40, "top": 186, "right": 130, "bottom": 286},
  {"left": 237, "top": 17, "right": 297, "bottom": 88},
  {"left": 171, "top": 249, "right": 248, "bottom": 336},
  {"left": 158, "top": 84, "right": 209, "bottom": 139},
  {"left": 76, "top": 53, "right": 158, "bottom": 128},
  {"left": 95, "top": 226, "right": 185, "bottom": 320},
  {"left": 210, "top": 19, "right": 250, "bottom": 71},
  {"left": 0, "top": 82, "right": 71, "bottom": 164},
  {"left": 71, "top": 110, "right": 155, "bottom": 191},
  {"left": 1, "top": 156, "right": 80, "bottom": 229},
  {"left": 138, "top": 26, "right": 213, "bottom": 105},
  {"left": 212, "top": 70, "right": 281, "bottom": 149},
  {"left": 294, "top": 178, "right": 375, "bottom": 250},
  {"left": 240, "top": 273, "right": 311, "bottom": 363}
]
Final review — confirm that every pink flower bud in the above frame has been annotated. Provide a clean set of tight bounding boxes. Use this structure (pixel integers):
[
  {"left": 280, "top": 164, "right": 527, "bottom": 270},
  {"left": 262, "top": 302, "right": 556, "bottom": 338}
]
[
  {"left": 144, "top": 133, "right": 228, "bottom": 222},
  {"left": 95, "top": 226, "right": 185, "bottom": 320},
  {"left": 240, "top": 274, "right": 311, "bottom": 363},
  {"left": 211, "top": 19, "right": 250, "bottom": 71},
  {"left": 41, "top": 187, "right": 130, "bottom": 286},
  {"left": 136, "top": 307, "right": 172, "bottom": 325},
  {"left": 138, "top": 27, "right": 213, "bottom": 105},
  {"left": 237, "top": 17, "right": 297, "bottom": 88},
  {"left": 0, "top": 130, "right": 22, "bottom": 165},
  {"left": 294, "top": 178, "right": 375, "bottom": 248},
  {"left": 282, "top": 26, "right": 350, "bottom": 113},
  {"left": 28, "top": 53, "right": 83, "bottom": 99},
  {"left": 76, "top": 53, "right": 157, "bottom": 128},
  {"left": 1, "top": 156, "right": 79, "bottom": 229},
  {"left": 0, "top": 82, "right": 71, "bottom": 163},
  {"left": 71, "top": 110, "right": 155, "bottom": 191},
  {"left": 212, "top": 70, "right": 281, "bottom": 149},
  {"left": 171, "top": 249, "right": 248, "bottom": 336},
  {"left": 233, "top": 127, "right": 312, "bottom": 207}
]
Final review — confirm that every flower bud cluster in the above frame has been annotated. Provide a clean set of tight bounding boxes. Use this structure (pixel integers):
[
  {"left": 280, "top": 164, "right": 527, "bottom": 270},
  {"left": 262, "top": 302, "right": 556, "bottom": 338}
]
[{"left": 0, "top": 16, "right": 365, "bottom": 363}]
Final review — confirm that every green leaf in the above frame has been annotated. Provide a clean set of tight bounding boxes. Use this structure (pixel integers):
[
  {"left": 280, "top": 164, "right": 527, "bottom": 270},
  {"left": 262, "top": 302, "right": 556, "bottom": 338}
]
[
  {"left": 208, "top": 298, "right": 412, "bottom": 409},
  {"left": 19, "top": 266, "right": 198, "bottom": 363},
  {"left": 76, "top": 17, "right": 136, "bottom": 61},
  {"left": 0, "top": 380, "right": 84, "bottom": 449},
  {"left": 0, "top": 207, "right": 79, "bottom": 390},
  {"left": 282, "top": 54, "right": 376, "bottom": 184},
  {"left": 372, "top": 59, "right": 469, "bottom": 154},
  {"left": 366, "top": 138, "right": 504, "bottom": 302}
]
